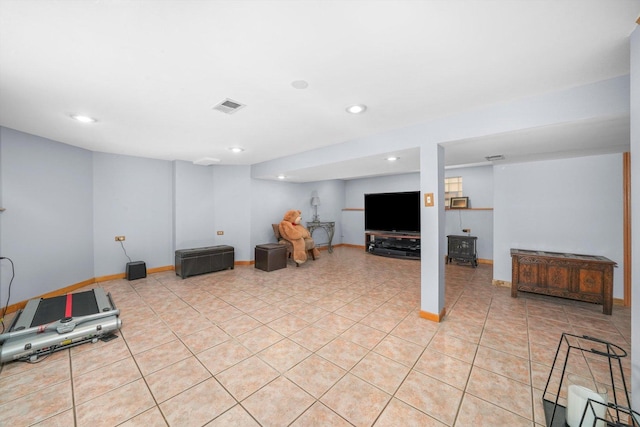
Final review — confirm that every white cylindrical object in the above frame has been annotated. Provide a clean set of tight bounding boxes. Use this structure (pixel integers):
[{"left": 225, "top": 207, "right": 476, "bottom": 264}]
[{"left": 566, "top": 384, "right": 608, "bottom": 427}]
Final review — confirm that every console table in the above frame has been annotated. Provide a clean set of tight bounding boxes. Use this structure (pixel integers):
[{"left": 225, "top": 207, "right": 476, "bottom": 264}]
[
  {"left": 307, "top": 221, "right": 335, "bottom": 253},
  {"left": 510, "top": 249, "right": 616, "bottom": 315}
]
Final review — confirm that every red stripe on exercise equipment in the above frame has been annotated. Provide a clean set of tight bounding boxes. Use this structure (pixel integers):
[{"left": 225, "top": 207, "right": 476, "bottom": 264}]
[{"left": 65, "top": 293, "right": 73, "bottom": 318}]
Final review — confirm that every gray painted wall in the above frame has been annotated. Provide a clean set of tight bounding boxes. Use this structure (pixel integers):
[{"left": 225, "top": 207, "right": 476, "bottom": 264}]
[
  {"left": 493, "top": 153, "right": 624, "bottom": 298},
  {"left": 444, "top": 165, "right": 493, "bottom": 261},
  {"left": 173, "top": 160, "right": 216, "bottom": 251},
  {"left": 302, "top": 180, "right": 345, "bottom": 248},
  {"left": 342, "top": 168, "right": 494, "bottom": 262},
  {"left": 630, "top": 25, "right": 639, "bottom": 410},
  {"left": 250, "top": 178, "right": 345, "bottom": 251},
  {"left": 0, "top": 128, "right": 94, "bottom": 303},
  {"left": 251, "top": 178, "right": 304, "bottom": 248},
  {"left": 92, "top": 152, "right": 173, "bottom": 277},
  {"left": 212, "top": 165, "right": 252, "bottom": 261},
  {"left": 342, "top": 173, "right": 420, "bottom": 246}
]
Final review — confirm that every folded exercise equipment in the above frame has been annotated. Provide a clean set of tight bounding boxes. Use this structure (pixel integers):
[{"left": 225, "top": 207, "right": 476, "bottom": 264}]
[{"left": 0, "top": 288, "right": 121, "bottom": 364}]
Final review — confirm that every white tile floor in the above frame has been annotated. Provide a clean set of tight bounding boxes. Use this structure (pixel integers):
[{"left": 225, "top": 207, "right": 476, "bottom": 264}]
[{"left": 0, "top": 246, "right": 632, "bottom": 426}]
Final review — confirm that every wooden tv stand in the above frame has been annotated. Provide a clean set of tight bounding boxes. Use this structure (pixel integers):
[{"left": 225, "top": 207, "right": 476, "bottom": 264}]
[
  {"left": 510, "top": 249, "right": 616, "bottom": 314},
  {"left": 365, "top": 232, "right": 420, "bottom": 260}
]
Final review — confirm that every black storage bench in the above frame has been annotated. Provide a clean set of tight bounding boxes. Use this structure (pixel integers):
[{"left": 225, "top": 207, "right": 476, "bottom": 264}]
[
  {"left": 175, "top": 245, "right": 234, "bottom": 279},
  {"left": 255, "top": 243, "right": 287, "bottom": 272}
]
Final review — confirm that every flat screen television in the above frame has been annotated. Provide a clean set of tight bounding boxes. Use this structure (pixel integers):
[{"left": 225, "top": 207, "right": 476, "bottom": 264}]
[{"left": 364, "top": 191, "right": 420, "bottom": 234}]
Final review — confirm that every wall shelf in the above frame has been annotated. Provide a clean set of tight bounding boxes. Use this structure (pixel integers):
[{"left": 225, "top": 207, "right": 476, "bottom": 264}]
[
  {"left": 446, "top": 207, "right": 493, "bottom": 211},
  {"left": 345, "top": 207, "right": 492, "bottom": 211}
]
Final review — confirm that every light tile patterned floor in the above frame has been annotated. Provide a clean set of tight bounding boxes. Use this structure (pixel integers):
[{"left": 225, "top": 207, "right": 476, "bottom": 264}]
[{"left": 0, "top": 246, "right": 632, "bottom": 426}]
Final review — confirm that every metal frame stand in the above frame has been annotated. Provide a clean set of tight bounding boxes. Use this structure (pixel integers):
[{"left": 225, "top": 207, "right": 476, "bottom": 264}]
[{"left": 543, "top": 332, "right": 638, "bottom": 426}]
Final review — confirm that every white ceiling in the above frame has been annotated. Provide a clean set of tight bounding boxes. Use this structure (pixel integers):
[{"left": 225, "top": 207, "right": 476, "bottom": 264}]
[{"left": 1, "top": 1, "right": 638, "bottom": 182}]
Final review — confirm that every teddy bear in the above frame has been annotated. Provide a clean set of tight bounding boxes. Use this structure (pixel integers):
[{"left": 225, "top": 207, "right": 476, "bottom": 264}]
[{"left": 278, "top": 209, "right": 321, "bottom": 264}]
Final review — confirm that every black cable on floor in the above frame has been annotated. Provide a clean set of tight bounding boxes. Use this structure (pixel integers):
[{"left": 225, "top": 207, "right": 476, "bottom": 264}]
[{"left": 0, "top": 256, "right": 15, "bottom": 334}]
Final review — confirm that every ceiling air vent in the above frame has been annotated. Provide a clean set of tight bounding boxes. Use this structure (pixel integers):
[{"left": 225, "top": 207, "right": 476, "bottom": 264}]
[
  {"left": 485, "top": 154, "right": 505, "bottom": 161},
  {"left": 212, "top": 98, "right": 246, "bottom": 114}
]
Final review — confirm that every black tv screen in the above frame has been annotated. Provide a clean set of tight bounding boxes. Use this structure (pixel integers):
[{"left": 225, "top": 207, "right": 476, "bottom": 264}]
[{"left": 364, "top": 191, "right": 421, "bottom": 234}]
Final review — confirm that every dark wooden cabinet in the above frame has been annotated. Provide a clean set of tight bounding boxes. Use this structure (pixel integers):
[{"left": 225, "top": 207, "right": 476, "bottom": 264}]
[
  {"left": 447, "top": 235, "right": 478, "bottom": 267},
  {"left": 510, "top": 249, "right": 616, "bottom": 314}
]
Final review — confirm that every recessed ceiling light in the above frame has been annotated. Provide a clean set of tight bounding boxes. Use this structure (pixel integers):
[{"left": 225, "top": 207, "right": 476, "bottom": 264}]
[
  {"left": 386, "top": 156, "right": 399, "bottom": 161},
  {"left": 277, "top": 175, "right": 286, "bottom": 180},
  {"left": 228, "top": 147, "right": 244, "bottom": 153},
  {"left": 346, "top": 104, "right": 367, "bottom": 114},
  {"left": 291, "top": 80, "right": 309, "bottom": 89},
  {"left": 70, "top": 114, "right": 97, "bottom": 123}
]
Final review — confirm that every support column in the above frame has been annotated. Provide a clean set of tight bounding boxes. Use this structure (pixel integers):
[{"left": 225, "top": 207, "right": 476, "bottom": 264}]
[
  {"left": 419, "top": 143, "right": 446, "bottom": 321},
  {"left": 629, "top": 23, "right": 639, "bottom": 411}
]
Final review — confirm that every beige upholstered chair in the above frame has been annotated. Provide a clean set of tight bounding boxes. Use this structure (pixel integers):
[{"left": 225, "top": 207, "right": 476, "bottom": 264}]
[{"left": 272, "top": 224, "right": 316, "bottom": 266}]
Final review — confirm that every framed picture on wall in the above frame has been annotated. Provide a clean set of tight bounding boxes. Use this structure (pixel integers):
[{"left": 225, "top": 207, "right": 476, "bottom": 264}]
[{"left": 450, "top": 197, "right": 469, "bottom": 209}]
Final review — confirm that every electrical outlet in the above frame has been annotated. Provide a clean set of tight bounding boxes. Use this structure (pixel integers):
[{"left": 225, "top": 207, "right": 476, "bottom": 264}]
[
  {"left": 115, "top": 236, "right": 126, "bottom": 241},
  {"left": 217, "top": 231, "right": 224, "bottom": 235}
]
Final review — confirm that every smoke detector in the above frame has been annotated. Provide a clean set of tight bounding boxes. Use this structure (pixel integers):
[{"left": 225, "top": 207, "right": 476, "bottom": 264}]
[
  {"left": 212, "top": 98, "right": 246, "bottom": 114},
  {"left": 193, "top": 157, "right": 221, "bottom": 166}
]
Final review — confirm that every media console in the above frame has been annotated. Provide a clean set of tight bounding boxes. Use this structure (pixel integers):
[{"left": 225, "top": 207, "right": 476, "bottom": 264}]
[{"left": 365, "top": 232, "right": 420, "bottom": 260}]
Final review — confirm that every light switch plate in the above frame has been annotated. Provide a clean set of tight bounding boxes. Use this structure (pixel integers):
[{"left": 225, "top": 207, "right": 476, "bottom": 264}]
[{"left": 424, "top": 193, "right": 434, "bottom": 207}]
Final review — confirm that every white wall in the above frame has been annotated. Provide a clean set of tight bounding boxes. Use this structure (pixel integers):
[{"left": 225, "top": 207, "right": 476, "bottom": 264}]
[{"left": 493, "top": 153, "right": 624, "bottom": 297}]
